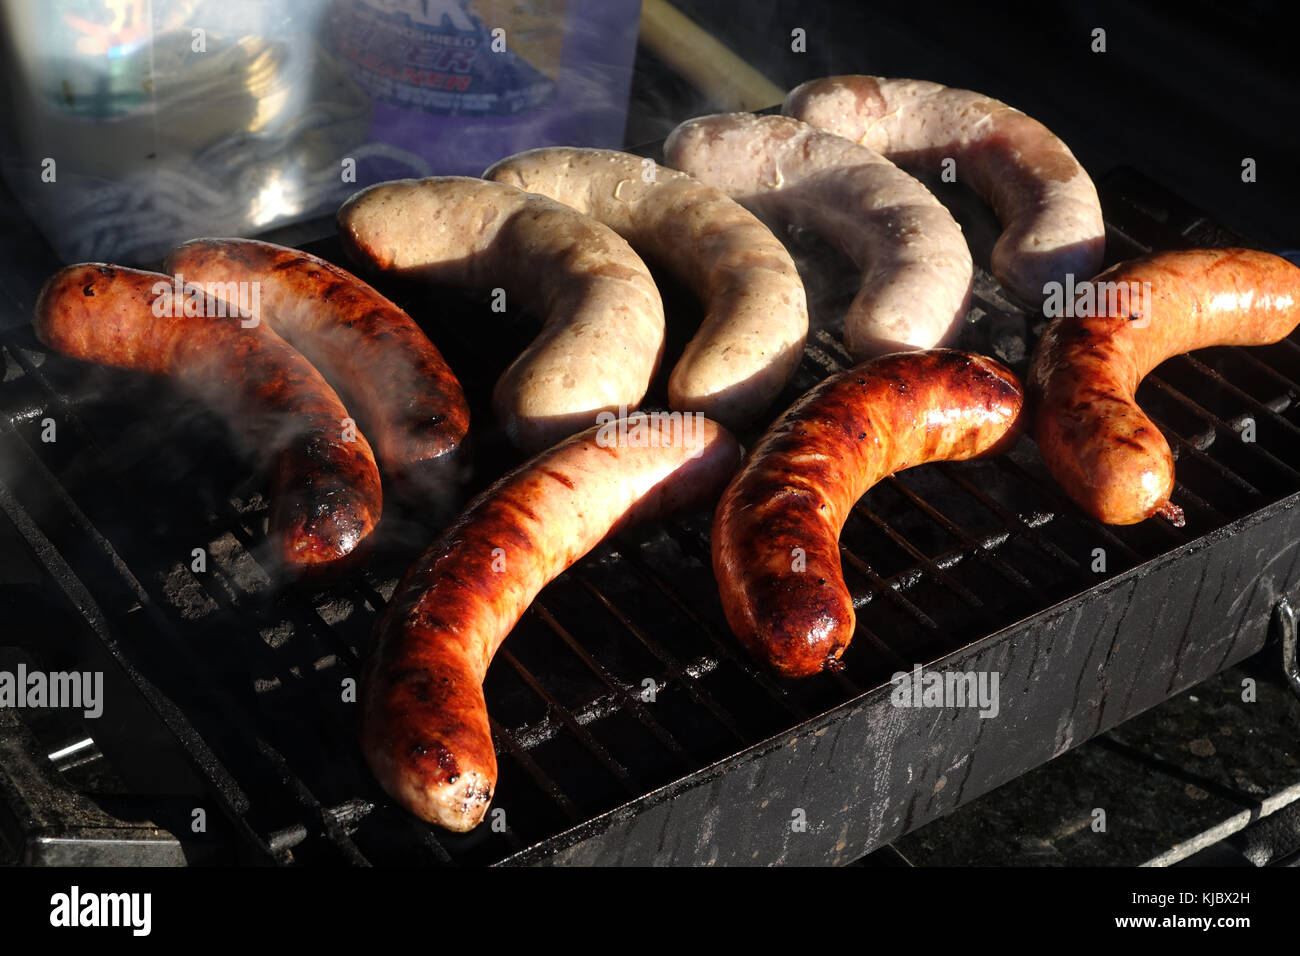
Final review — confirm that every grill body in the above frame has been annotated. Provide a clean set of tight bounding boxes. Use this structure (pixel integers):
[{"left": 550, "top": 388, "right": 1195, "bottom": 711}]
[{"left": 2, "top": 166, "right": 1299, "bottom": 866}]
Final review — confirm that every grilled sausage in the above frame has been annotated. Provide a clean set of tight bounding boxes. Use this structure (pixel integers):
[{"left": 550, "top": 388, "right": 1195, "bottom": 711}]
[
  {"left": 361, "top": 414, "right": 741, "bottom": 830},
  {"left": 164, "top": 238, "right": 470, "bottom": 495},
  {"left": 33, "top": 263, "right": 383, "bottom": 577},
  {"left": 1030, "top": 248, "right": 1300, "bottom": 525},
  {"left": 483, "top": 147, "right": 809, "bottom": 429},
  {"left": 783, "top": 75, "right": 1105, "bottom": 305},
  {"left": 713, "top": 350, "right": 1023, "bottom": 678},
  {"left": 337, "top": 177, "right": 665, "bottom": 453},
  {"left": 663, "top": 112, "right": 972, "bottom": 360}
]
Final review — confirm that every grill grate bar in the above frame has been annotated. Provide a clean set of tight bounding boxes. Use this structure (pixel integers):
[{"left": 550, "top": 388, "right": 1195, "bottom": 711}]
[
  {"left": 489, "top": 716, "right": 584, "bottom": 826},
  {"left": 841, "top": 620, "right": 918, "bottom": 674},
  {"left": 844, "top": 506, "right": 974, "bottom": 628},
  {"left": 529, "top": 599, "right": 696, "bottom": 766},
  {"left": 883, "top": 477, "right": 1038, "bottom": 593},
  {"left": 1174, "top": 352, "right": 1300, "bottom": 440},
  {"left": 266, "top": 797, "right": 459, "bottom": 864},
  {"left": 1276, "top": 336, "right": 1300, "bottom": 365},
  {"left": 569, "top": 569, "right": 752, "bottom": 745},
  {"left": 935, "top": 464, "right": 1093, "bottom": 583},
  {"left": 616, "top": 534, "right": 814, "bottom": 721},
  {"left": 1220, "top": 349, "right": 1300, "bottom": 408},
  {"left": 387, "top": 807, "right": 462, "bottom": 863},
  {"left": 498, "top": 646, "right": 639, "bottom": 794},
  {"left": 841, "top": 493, "right": 1050, "bottom": 667},
  {"left": 991, "top": 456, "right": 1149, "bottom": 560},
  {"left": 801, "top": 332, "right": 852, "bottom": 379},
  {"left": 179, "top": 488, "right": 394, "bottom": 681},
  {"left": 838, "top": 547, "right": 945, "bottom": 668},
  {"left": 1147, "top": 372, "right": 1296, "bottom": 486},
  {"left": 1150, "top": 443, "right": 1234, "bottom": 529},
  {"left": 251, "top": 739, "right": 371, "bottom": 866},
  {"left": 163, "top": 541, "right": 371, "bottom": 731}
]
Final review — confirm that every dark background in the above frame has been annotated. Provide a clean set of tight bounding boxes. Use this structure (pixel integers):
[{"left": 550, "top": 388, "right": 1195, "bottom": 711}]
[{"left": 626, "top": 0, "right": 1300, "bottom": 250}]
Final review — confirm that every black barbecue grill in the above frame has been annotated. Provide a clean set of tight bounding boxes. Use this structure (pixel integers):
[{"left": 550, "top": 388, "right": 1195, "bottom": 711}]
[{"left": 3, "top": 148, "right": 1299, "bottom": 866}]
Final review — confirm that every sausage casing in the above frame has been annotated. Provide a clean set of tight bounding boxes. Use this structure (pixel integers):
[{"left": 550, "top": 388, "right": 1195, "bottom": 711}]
[
  {"left": 664, "top": 112, "right": 972, "bottom": 359},
  {"left": 713, "top": 350, "right": 1023, "bottom": 677},
  {"left": 34, "top": 263, "right": 383, "bottom": 576},
  {"left": 484, "top": 147, "right": 808, "bottom": 429},
  {"left": 1030, "top": 248, "right": 1300, "bottom": 525},
  {"left": 337, "top": 177, "right": 665, "bottom": 452},
  {"left": 164, "top": 238, "right": 470, "bottom": 494},
  {"left": 784, "top": 75, "right": 1105, "bottom": 305},
  {"left": 361, "top": 414, "right": 741, "bottom": 830}
]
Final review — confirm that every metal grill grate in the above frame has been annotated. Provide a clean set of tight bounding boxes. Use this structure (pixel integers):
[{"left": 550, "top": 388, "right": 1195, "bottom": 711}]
[{"left": 2, "top": 166, "right": 1300, "bottom": 866}]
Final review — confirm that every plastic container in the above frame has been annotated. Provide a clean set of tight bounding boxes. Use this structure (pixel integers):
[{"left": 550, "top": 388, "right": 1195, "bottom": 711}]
[
  {"left": 0, "top": 0, "right": 642, "bottom": 264},
  {"left": 326, "top": 0, "right": 643, "bottom": 182}
]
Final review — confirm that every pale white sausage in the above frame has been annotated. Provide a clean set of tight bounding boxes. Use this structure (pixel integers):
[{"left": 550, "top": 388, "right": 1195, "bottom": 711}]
[
  {"left": 485, "top": 147, "right": 808, "bottom": 429},
  {"left": 664, "top": 113, "right": 972, "bottom": 359},
  {"left": 338, "top": 177, "right": 665, "bottom": 452},
  {"left": 784, "top": 75, "right": 1105, "bottom": 305}
]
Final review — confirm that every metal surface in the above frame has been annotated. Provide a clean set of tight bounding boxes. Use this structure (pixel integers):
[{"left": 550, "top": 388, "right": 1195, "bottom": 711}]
[
  {"left": 1278, "top": 597, "right": 1300, "bottom": 700},
  {"left": 509, "top": 500, "right": 1300, "bottom": 865},
  {"left": 882, "top": 654, "right": 1300, "bottom": 866},
  {"left": 3, "top": 165, "right": 1300, "bottom": 866},
  {"left": 0, "top": 706, "right": 187, "bottom": 866},
  {"left": 0, "top": 500, "right": 266, "bottom": 866},
  {"left": 1176, "top": 790, "right": 1300, "bottom": 867}
]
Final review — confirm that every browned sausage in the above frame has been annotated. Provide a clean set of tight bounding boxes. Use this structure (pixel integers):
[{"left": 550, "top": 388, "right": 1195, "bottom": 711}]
[
  {"left": 33, "top": 263, "right": 383, "bottom": 577},
  {"left": 712, "top": 350, "right": 1024, "bottom": 678},
  {"left": 1030, "top": 248, "right": 1300, "bottom": 525},
  {"left": 361, "top": 414, "right": 741, "bottom": 830},
  {"left": 164, "top": 238, "right": 470, "bottom": 494}
]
